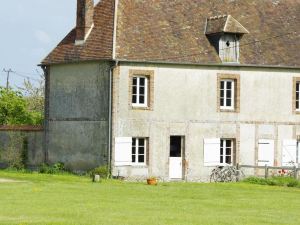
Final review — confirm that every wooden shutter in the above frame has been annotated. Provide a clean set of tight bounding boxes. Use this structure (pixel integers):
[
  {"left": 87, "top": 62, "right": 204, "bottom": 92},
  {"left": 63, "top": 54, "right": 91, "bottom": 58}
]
[
  {"left": 282, "top": 140, "right": 297, "bottom": 166},
  {"left": 204, "top": 139, "right": 220, "bottom": 166},
  {"left": 258, "top": 139, "right": 274, "bottom": 166},
  {"left": 114, "top": 137, "right": 132, "bottom": 166}
]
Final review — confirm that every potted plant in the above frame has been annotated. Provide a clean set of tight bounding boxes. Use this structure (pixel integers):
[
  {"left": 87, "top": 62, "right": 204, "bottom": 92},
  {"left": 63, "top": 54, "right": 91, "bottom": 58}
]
[{"left": 147, "top": 176, "right": 158, "bottom": 185}]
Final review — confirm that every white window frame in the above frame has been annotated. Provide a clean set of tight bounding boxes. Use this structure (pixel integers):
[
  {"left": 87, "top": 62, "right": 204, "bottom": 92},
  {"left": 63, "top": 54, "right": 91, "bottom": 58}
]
[
  {"left": 132, "top": 138, "right": 147, "bottom": 166},
  {"left": 220, "top": 79, "right": 235, "bottom": 110},
  {"left": 220, "top": 139, "right": 233, "bottom": 165},
  {"left": 296, "top": 82, "right": 300, "bottom": 111},
  {"left": 132, "top": 76, "right": 148, "bottom": 107}
]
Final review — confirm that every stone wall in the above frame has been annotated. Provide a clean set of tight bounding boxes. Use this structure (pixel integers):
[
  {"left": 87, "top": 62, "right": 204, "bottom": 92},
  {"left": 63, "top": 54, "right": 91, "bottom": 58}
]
[{"left": 0, "top": 126, "right": 44, "bottom": 168}]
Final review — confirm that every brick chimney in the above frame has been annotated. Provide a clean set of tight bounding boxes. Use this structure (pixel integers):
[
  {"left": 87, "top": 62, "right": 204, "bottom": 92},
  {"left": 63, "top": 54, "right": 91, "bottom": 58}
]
[{"left": 76, "top": 0, "right": 94, "bottom": 44}]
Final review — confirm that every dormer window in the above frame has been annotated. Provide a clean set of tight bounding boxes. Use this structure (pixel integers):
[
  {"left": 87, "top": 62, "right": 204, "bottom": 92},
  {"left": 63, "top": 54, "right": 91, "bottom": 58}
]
[
  {"left": 219, "top": 34, "right": 239, "bottom": 63},
  {"left": 205, "top": 15, "right": 249, "bottom": 64}
]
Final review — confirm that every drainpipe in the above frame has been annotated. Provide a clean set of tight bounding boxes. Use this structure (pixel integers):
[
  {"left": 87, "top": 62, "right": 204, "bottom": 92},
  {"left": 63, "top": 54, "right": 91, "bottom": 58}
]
[
  {"left": 41, "top": 65, "right": 49, "bottom": 164},
  {"left": 108, "top": 60, "right": 118, "bottom": 177}
]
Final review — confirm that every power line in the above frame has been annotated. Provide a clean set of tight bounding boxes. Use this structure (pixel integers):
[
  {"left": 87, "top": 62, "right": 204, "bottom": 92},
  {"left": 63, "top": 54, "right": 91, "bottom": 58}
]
[{"left": 12, "top": 71, "right": 43, "bottom": 82}]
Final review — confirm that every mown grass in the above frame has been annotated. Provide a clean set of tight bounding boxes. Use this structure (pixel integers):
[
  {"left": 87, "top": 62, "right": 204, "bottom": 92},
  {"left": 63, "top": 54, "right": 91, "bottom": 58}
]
[{"left": 0, "top": 171, "right": 300, "bottom": 225}]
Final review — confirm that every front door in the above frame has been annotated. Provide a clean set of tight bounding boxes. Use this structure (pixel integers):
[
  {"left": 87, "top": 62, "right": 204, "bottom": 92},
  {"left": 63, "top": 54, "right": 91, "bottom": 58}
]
[{"left": 169, "top": 136, "right": 184, "bottom": 179}]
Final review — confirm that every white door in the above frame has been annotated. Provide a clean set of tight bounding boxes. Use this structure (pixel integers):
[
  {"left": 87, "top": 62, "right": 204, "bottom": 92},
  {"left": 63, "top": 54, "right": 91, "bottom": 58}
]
[
  {"left": 169, "top": 157, "right": 182, "bottom": 179},
  {"left": 169, "top": 136, "right": 183, "bottom": 179},
  {"left": 282, "top": 140, "right": 297, "bottom": 167},
  {"left": 258, "top": 139, "right": 274, "bottom": 166}
]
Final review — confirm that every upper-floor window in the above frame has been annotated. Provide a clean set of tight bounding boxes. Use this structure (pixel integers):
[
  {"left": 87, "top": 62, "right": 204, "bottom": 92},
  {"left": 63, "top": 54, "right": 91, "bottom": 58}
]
[
  {"left": 217, "top": 74, "right": 240, "bottom": 113},
  {"left": 220, "top": 79, "right": 235, "bottom": 110},
  {"left": 132, "top": 76, "right": 148, "bottom": 107},
  {"left": 132, "top": 138, "right": 147, "bottom": 165},
  {"left": 296, "top": 82, "right": 300, "bottom": 111}
]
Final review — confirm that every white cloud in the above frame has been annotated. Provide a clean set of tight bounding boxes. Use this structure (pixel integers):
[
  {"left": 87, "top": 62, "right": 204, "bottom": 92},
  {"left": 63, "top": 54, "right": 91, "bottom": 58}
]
[{"left": 34, "top": 30, "right": 52, "bottom": 44}]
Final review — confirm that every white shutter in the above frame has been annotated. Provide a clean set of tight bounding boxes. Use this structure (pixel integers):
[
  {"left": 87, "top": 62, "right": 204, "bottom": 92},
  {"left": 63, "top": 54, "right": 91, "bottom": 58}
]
[
  {"left": 282, "top": 140, "right": 297, "bottom": 167},
  {"left": 204, "top": 138, "right": 220, "bottom": 166},
  {"left": 114, "top": 137, "right": 132, "bottom": 166},
  {"left": 258, "top": 139, "right": 274, "bottom": 166}
]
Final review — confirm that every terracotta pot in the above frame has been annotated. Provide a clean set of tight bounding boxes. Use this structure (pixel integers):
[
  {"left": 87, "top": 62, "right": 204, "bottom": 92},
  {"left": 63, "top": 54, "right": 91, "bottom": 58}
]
[{"left": 147, "top": 178, "right": 157, "bottom": 185}]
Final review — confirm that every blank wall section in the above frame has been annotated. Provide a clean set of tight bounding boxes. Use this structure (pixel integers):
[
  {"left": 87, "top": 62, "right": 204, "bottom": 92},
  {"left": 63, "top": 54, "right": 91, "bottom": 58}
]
[{"left": 240, "top": 124, "right": 255, "bottom": 165}]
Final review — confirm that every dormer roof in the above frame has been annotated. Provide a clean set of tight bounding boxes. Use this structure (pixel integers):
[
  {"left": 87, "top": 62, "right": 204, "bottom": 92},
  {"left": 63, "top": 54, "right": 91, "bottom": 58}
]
[{"left": 205, "top": 15, "right": 249, "bottom": 35}]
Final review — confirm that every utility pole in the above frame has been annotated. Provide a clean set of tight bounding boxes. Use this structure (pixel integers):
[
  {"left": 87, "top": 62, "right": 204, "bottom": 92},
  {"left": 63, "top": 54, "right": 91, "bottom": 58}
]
[{"left": 2, "top": 68, "right": 13, "bottom": 90}]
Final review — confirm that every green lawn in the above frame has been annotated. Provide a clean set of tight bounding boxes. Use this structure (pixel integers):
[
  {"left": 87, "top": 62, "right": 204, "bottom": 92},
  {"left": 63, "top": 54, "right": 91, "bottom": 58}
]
[{"left": 0, "top": 171, "right": 299, "bottom": 225}]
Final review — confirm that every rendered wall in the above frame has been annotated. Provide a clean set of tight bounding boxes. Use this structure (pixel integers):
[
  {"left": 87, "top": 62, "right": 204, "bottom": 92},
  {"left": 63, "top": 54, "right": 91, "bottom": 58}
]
[
  {"left": 46, "top": 61, "right": 110, "bottom": 171},
  {"left": 112, "top": 63, "right": 300, "bottom": 181}
]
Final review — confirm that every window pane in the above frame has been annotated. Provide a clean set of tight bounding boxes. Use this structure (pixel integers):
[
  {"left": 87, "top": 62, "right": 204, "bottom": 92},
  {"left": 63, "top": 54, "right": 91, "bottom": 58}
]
[
  {"left": 140, "top": 78, "right": 145, "bottom": 86},
  {"left": 138, "top": 155, "right": 145, "bottom": 163},
  {"left": 132, "top": 155, "right": 136, "bottom": 162},
  {"left": 227, "top": 82, "right": 232, "bottom": 90},
  {"left": 296, "top": 83, "right": 299, "bottom": 92},
  {"left": 296, "top": 101, "right": 299, "bottom": 109},
  {"left": 220, "top": 147, "right": 223, "bottom": 155},
  {"left": 220, "top": 90, "right": 224, "bottom": 98},
  {"left": 220, "top": 156, "right": 223, "bottom": 163},
  {"left": 226, "top": 98, "right": 232, "bottom": 106},
  {"left": 139, "top": 146, "right": 144, "bottom": 154},
  {"left": 132, "top": 95, "right": 137, "bottom": 103},
  {"left": 221, "top": 81, "right": 224, "bottom": 89},
  {"left": 132, "top": 147, "right": 136, "bottom": 155},
  {"left": 226, "top": 140, "right": 231, "bottom": 147},
  {"left": 139, "top": 95, "right": 145, "bottom": 104},
  {"left": 220, "top": 98, "right": 224, "bottom": 106},
  {"left": 139, "top": 139, "right": 145, "bottom": 146},
  {"left": 133, "top": 77, "right": 137, "bottom": 85},
  {"left": 132, "top": 86, "right": 137, "bottom": 95},
  {"left": 225, "top": 156, "right": 231, "bottom": 164},
  {"left": 226, "top": 90, "right": 231, "bottom": 98},
  {"left": 139, "top": 87, "right": 145, "bottom": 95},
  {"left": 226, "top": 148, "right": 231, "bottom": 155}
]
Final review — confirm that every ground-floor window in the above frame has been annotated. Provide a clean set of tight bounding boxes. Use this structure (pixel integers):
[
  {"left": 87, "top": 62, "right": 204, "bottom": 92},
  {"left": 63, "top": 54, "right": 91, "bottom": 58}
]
[
  {"left": 203, "top": 138, "right": 235, "bottom": 166},
  {"left": 220, "top": 139, "right": 233, "bottom": 165},
  {"left": 132, "top": 138, "right": 146, "bottom": 165}
]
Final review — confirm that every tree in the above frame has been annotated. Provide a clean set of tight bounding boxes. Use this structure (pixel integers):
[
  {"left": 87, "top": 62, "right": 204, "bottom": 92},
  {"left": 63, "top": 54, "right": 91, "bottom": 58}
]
[
  {"left": 0, "top": 87, "right": 42, "bottom": 125},
  {"left": 19, "top": 76, "right": 44, "bottom": 114}
]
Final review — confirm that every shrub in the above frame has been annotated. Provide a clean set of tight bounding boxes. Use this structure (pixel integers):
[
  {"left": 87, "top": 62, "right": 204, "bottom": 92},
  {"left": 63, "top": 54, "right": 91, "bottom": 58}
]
[
  {"left": 89, "top": 166, "right": 109, "bottom": 179},
  {"left": 243, "top": 176, "right": 300, "bottom": 188},
  {"left": 39, "top": 162, "right": 66, "bottom": 174},
  {"left": 287, "top": 180, "right": 299, "bottom": 187}
]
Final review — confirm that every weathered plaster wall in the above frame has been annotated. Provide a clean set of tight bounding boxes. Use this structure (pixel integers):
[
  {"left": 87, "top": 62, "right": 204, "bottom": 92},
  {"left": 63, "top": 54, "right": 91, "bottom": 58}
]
[
  {"left": 0, "top": 129, "right": 44, "bottom": 168},
  {"left": 47, "top": 61, "right": 110, "bottom": 171},
  {"left": 112, "top": 63, "right": 300, "bottom": 181}
]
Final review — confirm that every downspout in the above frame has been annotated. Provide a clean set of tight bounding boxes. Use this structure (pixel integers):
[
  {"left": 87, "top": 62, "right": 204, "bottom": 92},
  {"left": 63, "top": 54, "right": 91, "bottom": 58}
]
[
  {"left": 41, "top": 65, "right": 49, "bottom": 164},
  {"left": 108, "top": 60, "right": 118, "bottom": 177},
  {"left": 108, "top": 0, "right": 119, "bottom": 176}
]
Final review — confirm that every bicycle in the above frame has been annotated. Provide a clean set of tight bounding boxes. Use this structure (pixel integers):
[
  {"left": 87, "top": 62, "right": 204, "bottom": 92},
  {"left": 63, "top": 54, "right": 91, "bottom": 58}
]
[{"left": 210, "top": 165, "right": 245, "bottom": 182}]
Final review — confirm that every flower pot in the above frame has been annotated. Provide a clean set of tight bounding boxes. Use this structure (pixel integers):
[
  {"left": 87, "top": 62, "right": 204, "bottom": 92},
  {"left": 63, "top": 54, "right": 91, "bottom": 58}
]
[{"left": 147, "top": 178, "right": 157, "bottom": 185}]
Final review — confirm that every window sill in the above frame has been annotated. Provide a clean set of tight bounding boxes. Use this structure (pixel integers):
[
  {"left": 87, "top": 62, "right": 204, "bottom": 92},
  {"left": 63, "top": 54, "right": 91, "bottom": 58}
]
[
  {"left": 219, "top": 108, "right": 238, "bottom": 113},
  {"left": 131, "top": 165, "right": 148, "bottom": 168},
  {"left": 131, "top": 106, "right": 151, "bottom": 111}
]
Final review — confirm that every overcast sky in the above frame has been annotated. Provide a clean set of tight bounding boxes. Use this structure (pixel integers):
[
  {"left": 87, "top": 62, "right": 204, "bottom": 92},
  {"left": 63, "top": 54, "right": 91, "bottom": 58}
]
[{"left": 0, "top": 0, "right": 76, "bottom": 88}]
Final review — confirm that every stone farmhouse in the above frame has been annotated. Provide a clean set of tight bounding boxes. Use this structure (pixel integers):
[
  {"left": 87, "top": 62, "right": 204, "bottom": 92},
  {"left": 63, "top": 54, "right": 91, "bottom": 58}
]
[{"left": 41, "top": 0, "right": 300, "bottom": 181}]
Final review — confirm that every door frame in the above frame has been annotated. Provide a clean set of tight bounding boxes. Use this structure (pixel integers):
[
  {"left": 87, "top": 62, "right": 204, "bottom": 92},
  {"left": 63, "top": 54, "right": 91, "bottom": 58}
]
[{"left": 169, "top": 136, "right": 185, "bottom": 180}]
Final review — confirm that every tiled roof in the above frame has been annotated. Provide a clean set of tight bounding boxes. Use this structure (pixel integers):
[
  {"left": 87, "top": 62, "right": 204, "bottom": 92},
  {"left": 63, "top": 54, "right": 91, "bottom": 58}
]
[
  {"left": 42, "top": 0, "right": 114, "bottom": 65},
  {"left": 42, "top": 0, "right": 300, "bottom": 67},
  {"left": 115, "top": 0, "right": 300, "bottom": 67}
]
